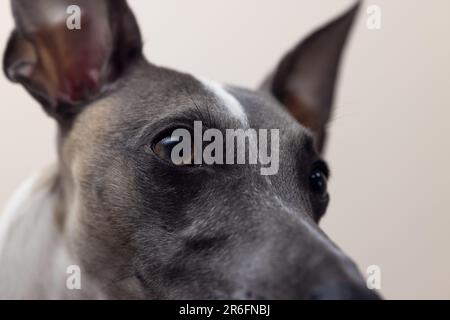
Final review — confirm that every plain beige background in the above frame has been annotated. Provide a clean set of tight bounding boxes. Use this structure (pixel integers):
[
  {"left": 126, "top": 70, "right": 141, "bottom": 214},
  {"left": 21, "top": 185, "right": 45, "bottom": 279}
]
[{"left": 1, "top": 0, "right": 449, "bottom": 299}]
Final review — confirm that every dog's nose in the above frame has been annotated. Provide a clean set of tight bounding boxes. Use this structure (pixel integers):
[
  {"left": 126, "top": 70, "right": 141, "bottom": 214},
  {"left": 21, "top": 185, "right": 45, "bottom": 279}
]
[{"left": 307, "top": 284, "right": 381, "bottom": 300}]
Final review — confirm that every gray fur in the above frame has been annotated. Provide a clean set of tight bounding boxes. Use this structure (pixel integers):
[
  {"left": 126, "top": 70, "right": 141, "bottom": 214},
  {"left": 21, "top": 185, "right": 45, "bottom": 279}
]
[{"left": 1, "top": 0, "right": 379, "bottom": 299}]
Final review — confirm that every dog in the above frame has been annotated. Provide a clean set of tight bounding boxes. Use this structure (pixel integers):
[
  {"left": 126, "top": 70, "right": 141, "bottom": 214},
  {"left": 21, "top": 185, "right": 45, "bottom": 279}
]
[{"left": 0, "top": 0, "right": 379, "bottom": 299}]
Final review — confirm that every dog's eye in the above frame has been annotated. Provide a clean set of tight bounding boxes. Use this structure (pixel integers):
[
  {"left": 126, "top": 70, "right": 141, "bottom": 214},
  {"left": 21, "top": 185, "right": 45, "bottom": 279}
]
[
  {"left": 152, "top": 135, "right": 193, "bottom": 166},
  {"left": 308, "top": 162, "right": 330, "bottom": 222},
  {"left": 309, "top": 166, "right": 329, "bottom": 197}
]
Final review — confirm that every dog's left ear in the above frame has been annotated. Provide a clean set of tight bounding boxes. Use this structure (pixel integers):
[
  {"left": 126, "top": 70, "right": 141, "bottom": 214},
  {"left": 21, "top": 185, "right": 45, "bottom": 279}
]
[
  {"left": 261, "top": 2, "right": 360, "bottom": 153},
  {"left": 3, "top": 0, "right": 142, "bottom": 121}
]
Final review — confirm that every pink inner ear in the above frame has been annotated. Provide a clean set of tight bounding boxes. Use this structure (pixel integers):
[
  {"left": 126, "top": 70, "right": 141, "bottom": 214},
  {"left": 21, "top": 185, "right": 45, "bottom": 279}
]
[
  {"left": 59, "top": 48, "right": 106, "bottom": 103},
  {"left": 6, "top": 0, "right": 142, "bottom": 113},
  {"left": 32, "top": 11, "right": 112, "bottom": 103},
  {"left": 43, "top": 14, "right": 112, "bottom": 105}
]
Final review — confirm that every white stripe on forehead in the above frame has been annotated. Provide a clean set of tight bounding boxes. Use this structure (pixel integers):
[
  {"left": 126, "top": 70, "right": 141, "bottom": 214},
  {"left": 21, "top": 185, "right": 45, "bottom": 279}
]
[{"left": 197, "top": 77, "right": 249, "bottom": 126}]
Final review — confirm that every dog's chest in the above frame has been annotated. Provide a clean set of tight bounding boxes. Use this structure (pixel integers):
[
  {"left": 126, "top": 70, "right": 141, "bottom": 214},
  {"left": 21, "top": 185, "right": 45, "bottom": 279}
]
[{"left": 0, "top": 165, "right": 72, "bottom": 298}]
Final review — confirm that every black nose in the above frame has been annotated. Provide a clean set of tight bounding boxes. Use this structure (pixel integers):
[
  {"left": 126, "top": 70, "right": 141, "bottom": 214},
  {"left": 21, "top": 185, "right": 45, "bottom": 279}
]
[{"left": 307, "top": 284, "right": 381, "bottom": 300}]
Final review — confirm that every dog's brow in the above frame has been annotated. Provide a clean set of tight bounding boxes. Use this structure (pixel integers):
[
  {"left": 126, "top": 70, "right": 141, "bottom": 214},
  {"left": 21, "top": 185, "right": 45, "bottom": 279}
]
[
  {"left": 126, "top": 109, "right": 226, "bottom": 149},
  {"left": 196, "top": 77, "right": 249, "bottom": 127},
  {"left": 302, "top": 133, "right": 316, "bottom": 154},
  {"left": 301, "top": 134, "right": 330, "bottom": 175}
]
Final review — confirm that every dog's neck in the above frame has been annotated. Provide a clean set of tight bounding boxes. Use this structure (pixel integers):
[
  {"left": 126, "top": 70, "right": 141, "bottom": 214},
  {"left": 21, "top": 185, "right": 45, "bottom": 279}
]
[{"left": 0, "top": 165, "right": 99, "bottom": 298}]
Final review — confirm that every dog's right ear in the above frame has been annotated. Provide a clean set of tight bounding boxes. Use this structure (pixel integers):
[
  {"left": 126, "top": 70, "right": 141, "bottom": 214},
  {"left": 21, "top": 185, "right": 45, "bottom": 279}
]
[{"left": 3, "top": 0, "right": 142, "bottom": 121}]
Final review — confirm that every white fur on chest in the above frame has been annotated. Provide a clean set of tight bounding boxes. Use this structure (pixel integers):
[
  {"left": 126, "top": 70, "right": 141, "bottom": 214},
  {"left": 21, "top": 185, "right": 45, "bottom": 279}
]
[{"left": 0, "top": 165, "right": 74, "bottom": 299}]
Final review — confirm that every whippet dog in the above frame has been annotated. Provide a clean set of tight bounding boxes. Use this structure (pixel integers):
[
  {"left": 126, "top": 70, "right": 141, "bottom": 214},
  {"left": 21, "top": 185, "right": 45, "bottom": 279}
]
[{"left": 0, "top": 0, "right": 379, "bottom": 299}]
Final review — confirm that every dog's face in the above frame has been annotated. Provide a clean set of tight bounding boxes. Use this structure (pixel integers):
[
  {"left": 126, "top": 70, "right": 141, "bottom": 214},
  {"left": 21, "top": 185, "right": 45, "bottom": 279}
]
[{"left": 4, "top": 0, "right": 378, "bottom": 299}]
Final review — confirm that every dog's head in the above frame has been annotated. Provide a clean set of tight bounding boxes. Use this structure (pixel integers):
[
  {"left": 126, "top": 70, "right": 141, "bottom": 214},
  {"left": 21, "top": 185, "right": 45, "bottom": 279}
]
[{"left": 3, "top": 0, "right": 378, "bottom": 299}]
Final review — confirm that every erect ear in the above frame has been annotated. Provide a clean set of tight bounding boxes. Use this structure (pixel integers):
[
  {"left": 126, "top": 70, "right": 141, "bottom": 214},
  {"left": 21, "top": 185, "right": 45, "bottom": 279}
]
[
  {"left": 3, "top": 0, "right": 142, "bottom": 121},
  {"left": 260, "top": 2, "right": 360, "bottom": 153}
]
